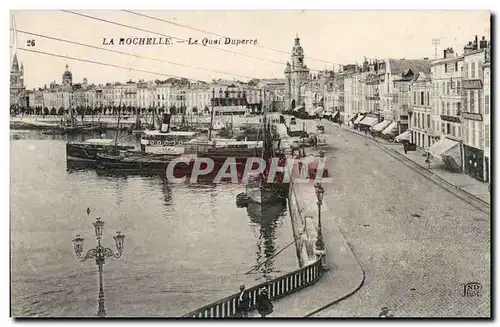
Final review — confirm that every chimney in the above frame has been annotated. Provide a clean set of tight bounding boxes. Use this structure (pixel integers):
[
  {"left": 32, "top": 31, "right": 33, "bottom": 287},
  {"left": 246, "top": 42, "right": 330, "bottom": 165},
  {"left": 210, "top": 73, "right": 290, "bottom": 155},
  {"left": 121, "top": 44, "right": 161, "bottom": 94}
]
[
  {"left": 423, "top": 57, "right": 429, "bottom": 60},
  {"left": 463, "top": 42, "right": 475, "bottom": 55},
  {"left": 444, "top": 47, "right": 455, "bottom": 59},
  {"left": 474, "top": 35, "right": 479, "bottom": 49},
  {"left": 479, "top": 36, "right": 488, "bottom": 50}
]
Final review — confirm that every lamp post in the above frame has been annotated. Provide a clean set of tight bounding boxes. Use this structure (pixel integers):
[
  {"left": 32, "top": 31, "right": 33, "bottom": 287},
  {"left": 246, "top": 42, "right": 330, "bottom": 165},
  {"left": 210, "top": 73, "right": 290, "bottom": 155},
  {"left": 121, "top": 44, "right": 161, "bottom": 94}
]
[
  {"left": 72, "top": 213, "right": 125, "bottom": 318},
  {"left": 314, "top": 183, "right": 325, "bottom": 251},
  {"left": 314, "top": 183, "right": 327, "bottom": 270}
]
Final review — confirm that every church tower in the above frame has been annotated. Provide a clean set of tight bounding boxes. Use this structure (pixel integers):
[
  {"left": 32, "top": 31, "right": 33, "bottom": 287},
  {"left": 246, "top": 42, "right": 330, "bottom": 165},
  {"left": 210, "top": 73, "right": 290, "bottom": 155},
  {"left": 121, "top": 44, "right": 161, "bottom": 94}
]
[
  {"left": 10, "top": 53, "right": 26, "bottom": 108},
  {"left": 10, "top": 53, "right": 24, "bottom": 88},
  {"left": 62, "top": 63, "right": 73, "bottom": 87},
  {"left": 284, "top": 34, "right": 310, "bottom": 110}
]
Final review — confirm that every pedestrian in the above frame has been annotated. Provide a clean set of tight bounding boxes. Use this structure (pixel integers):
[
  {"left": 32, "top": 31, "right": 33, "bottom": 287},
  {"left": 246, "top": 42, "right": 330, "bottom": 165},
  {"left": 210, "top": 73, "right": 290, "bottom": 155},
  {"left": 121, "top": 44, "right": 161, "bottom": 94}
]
[
  {"left": 256, "top": 287, "right": 273, "bottom": 318},
  {"left": 378, "top": 307, "right": 394, "bottom": 318},
  {"left": 236, "top": 284, "right": 250, "bottom": 318}
]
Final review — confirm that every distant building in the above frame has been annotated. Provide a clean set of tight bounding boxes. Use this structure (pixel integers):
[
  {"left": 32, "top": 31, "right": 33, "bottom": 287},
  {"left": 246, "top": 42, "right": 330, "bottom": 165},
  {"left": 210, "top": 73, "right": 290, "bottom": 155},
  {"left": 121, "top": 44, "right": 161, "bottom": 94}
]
[{"left": 10, "top": 53, "right": 27, "bottom": 109}]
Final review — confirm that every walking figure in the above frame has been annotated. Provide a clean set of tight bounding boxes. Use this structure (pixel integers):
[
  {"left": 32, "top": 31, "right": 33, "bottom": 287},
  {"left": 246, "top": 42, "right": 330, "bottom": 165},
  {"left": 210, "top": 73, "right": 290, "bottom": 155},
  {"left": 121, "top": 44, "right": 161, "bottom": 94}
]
[
  {"left": 236, "top": 284, "right": 250, "bottom": 318},
  {"left": 425, "top": 152, "right": 431, "bottom": 169},
  {"left": 256, "top": 288, "right": 273, "bottom": 318},
  {"left": 379, "top": 307, "right": 394, "bottom": 318}
]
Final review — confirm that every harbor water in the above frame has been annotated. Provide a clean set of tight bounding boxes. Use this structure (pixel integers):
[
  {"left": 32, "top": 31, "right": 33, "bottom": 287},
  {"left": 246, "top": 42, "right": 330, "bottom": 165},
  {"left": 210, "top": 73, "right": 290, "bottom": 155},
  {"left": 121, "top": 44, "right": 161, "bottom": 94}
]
[{"left": 10, "top": 130, "right": 299, "bottom": 317}]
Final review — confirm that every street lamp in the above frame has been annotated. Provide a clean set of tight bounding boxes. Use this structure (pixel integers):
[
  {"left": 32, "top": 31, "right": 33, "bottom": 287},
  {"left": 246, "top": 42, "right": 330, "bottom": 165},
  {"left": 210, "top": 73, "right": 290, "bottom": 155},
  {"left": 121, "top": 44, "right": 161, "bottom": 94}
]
[
  {"left": 72, "top": 214, "right": 125, "bottom": 318},
  {"left": 314, "top": 182, "right": 328, "bottom": 270},
  {"left": 314, "top": 183, "right": 325, "bottom": 251}
]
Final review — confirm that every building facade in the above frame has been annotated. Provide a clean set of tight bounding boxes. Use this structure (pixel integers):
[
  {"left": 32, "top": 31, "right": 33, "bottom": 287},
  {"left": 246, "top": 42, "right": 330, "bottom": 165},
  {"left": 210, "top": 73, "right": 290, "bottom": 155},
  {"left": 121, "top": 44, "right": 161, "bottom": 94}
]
[
  {"left": 430, "top": 49, "right": 464, "bottom": 154},
  {"left": 461, "top": 36, "right": 489, "bottom": 182},
  {"left": 409, "top": 72, "right": 433, "bottom": 148},
  {"left": 482, "top": 52, "right": 491, "bottom": 183}
]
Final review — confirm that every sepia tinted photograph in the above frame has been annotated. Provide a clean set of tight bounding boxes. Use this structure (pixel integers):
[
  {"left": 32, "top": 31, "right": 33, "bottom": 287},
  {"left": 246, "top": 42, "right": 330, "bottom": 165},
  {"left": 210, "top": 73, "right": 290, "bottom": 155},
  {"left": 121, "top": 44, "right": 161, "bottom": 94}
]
[{"left": 9, "top": 9, "right": 491, "bottom": 318}]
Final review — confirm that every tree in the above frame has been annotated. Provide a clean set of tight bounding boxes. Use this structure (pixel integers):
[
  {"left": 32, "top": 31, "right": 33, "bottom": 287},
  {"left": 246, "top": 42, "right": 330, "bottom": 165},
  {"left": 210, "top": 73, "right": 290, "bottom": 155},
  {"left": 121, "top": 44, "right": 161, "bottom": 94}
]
[
  {"left": 248, "top": 78, "right": 260, "bottom": 87},
  {"left": 170, "top": 105, "right": 177, "bottom": 115},
  {"left": 50, "top": 108, "right": 57, "bottom": 115},
  {"left": 57, "top": 107, "right": 64, "bottom": 115}
]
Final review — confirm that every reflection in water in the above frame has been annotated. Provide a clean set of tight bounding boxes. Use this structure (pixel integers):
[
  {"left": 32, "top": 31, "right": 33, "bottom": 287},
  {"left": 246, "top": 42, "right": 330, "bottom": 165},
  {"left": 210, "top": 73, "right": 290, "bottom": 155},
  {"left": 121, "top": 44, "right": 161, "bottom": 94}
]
[
  {"left": 246, "top": 201, "right": 287, "bottom": 282},
  {"left": 161, "top": 179, "right": 173, "bottom": 205}
]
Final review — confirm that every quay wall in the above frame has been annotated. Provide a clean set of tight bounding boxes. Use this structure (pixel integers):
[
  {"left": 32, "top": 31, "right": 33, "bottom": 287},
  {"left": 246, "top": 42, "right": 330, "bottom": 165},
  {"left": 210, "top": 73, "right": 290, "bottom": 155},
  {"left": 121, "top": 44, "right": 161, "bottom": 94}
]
[{"left": 288, "top": 181, "right": 318, "bottom": 268}]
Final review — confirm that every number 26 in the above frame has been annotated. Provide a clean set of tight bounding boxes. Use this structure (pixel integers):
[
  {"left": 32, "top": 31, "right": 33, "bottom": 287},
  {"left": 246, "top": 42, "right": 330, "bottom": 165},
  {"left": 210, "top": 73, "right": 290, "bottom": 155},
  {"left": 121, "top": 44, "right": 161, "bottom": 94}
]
[{"left": 27, "top": 39, "right": 35, "bottom": 47}]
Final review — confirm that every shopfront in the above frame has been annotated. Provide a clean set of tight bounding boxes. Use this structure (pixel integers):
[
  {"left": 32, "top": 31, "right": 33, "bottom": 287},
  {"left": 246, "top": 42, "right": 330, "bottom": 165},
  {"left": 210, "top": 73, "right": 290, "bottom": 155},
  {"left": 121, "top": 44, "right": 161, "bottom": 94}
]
[{"left": 463, "top": 144, "right": 484, "bottom": 182}]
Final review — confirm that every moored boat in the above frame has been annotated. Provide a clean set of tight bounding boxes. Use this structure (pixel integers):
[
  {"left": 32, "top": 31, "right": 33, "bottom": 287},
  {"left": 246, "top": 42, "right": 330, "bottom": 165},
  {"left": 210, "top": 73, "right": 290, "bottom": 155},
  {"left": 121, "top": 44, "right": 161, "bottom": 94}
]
[{"left": 66, "top": 139, "right": 134, "bottom": 161}]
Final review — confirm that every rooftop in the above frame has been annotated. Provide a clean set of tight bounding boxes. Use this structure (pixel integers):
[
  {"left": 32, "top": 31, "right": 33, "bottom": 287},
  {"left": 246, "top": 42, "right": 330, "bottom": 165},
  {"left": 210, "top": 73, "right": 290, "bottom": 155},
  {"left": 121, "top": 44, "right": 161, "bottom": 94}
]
[{"left": 388, "top": 59, "right": 431, "bottom": 75}]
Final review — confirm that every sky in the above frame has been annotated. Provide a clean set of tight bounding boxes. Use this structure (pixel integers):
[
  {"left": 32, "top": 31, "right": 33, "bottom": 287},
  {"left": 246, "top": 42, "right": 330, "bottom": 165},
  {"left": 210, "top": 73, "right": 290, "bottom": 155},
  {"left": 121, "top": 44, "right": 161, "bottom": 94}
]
[{"left": 10, "top": 10, "right": 491, "bottom": 89}]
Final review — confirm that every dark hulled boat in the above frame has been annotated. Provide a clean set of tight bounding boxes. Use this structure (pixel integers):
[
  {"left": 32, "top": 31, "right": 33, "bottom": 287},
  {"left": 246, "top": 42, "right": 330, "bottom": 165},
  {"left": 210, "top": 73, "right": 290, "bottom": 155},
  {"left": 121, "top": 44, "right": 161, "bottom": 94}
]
[{"left": 66, "top": 139, "right": 135, "bottom": 162}]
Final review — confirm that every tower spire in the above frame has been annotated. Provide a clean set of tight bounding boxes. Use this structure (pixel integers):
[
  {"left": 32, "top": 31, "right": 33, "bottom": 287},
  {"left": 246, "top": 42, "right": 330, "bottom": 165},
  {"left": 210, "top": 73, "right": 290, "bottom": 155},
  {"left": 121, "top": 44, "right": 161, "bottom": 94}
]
[{"left": 12, "top": 53, "right": 19, "bottom": 71}]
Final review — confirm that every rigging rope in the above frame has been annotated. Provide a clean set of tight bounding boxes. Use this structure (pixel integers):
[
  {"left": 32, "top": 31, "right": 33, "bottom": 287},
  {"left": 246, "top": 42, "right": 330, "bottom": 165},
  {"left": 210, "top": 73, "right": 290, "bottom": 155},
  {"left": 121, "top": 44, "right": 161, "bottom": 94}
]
[{"left": 244, "top": 224, "right": 307, "bottom": 275}]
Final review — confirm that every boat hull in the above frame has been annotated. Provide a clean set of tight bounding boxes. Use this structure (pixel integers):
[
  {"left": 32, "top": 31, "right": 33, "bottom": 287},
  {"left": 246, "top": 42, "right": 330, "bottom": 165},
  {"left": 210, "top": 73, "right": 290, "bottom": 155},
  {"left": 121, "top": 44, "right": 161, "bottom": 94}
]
[{"left": 66, "top": 143, "right": 134, "bottom": 161}]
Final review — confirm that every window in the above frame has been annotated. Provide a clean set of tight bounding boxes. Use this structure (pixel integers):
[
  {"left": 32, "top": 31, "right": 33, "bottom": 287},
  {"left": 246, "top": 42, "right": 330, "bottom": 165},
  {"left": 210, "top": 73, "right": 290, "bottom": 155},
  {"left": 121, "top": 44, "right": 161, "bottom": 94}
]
[
  {"left": 413, "top": 91, "right": 416, "bottom": 105},
  {"left": 427, "top": 114, "right": 431, "bottom": 128},
  {"left": 446, "top": 102, "right": 450, "bottom": 115},
  {"left": 447, "top": 82, "right": 451, "bottom": 95},
  {"left": 464, "top": 62, "right": 469, "bottom": 79},
  {"left": 452, "top": 125, "right": 456, "bottom": 136},
  {"left": 478, "top": 90, "right": 482, "bottom": 114},
  {"left": 426, "top": 91, "right": 430, "bottom": 106},
  {"left": 441, "top": 122, "right": 445, "bottom": 133},
  {"left": 420, "top": 91, "right": 424, "bottom": 105},
  {"left": 485, "top": 95, "right": 490, "bottom": 114},
  {"left": 447, "top": 123, "right": 451, "bottom": 135},
  {"left": 471, "top": 62, "right": 476, "bottom": 78},
  {"left": 457, "top": 102, "right": 461, "bottom": 114},
  {"left": 455, "top": 61, "right": 458, "bottom": 72},
  {"left": 470, "top": 91, "right": 475, "bottom": 112},
  {"left": 485, "top": 125, "right": 490, "bottom": 147},
  {"left": 472, "top": 122, "right": 476, "bottom": 146},
  {"left": 457, "top": 81, "right": 461, "bottom": 94},
  {"left": 479, "top": 127, "right": 483, "bottom": 148},
  {"left": 445, "top": 64, "right": 448, "bottom": 73}
]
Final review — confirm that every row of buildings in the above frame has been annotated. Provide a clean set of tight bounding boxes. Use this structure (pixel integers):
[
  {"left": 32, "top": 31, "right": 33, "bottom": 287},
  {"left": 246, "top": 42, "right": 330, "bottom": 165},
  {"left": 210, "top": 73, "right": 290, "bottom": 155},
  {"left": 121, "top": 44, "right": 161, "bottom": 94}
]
[
  {"left": 283, "top": 35, "right": 491, "bottom": 184},
  {"left": 10, "top": 35, "right": 491, "bottom": 183},
  {"left": 10, "top": 57, "right": 287, "bottom": 116}
]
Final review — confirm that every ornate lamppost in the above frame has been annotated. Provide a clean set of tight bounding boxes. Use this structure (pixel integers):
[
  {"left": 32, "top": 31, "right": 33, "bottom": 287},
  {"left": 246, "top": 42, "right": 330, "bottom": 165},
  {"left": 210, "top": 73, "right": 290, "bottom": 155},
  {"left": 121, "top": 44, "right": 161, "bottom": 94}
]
[
  {"left": 72, "top": 212, "right": 125, "bottom": 318},
  {"left": 314, "top": 183, "right": 327, "bottom": 270}
]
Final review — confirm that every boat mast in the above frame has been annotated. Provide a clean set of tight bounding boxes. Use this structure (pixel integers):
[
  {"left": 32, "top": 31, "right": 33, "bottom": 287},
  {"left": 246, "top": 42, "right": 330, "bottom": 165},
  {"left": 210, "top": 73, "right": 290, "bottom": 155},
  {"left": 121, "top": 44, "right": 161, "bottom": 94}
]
[
  {"left": 114, "top": 90, "right": 123, "bottom": 149},
  {"left": 209, "top": 87, "right": 215, "bottom": 141}
]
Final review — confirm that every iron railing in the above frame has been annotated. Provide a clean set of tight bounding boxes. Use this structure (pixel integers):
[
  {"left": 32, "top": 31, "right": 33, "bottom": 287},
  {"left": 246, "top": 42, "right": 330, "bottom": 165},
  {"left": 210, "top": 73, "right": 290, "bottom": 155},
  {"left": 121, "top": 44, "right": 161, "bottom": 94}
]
[{"left": 183, "top": 258, "right": 324, "bottom": 318}]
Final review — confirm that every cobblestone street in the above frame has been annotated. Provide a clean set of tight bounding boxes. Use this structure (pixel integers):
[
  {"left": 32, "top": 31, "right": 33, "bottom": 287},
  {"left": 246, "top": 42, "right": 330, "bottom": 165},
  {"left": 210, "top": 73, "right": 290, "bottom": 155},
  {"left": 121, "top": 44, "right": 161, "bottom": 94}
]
[{"left": 312, "top": 122, "right": 490, "bottom": 317}]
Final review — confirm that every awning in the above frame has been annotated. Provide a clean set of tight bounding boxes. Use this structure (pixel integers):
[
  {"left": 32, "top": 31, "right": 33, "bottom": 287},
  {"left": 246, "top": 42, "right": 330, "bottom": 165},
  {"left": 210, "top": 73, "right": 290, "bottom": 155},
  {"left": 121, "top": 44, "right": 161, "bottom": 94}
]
[
  {"left": 323, "top": 112, "right": 332, "bottom": 116},
  {"left": 353, "top": 115, "right": 365, "bottom": 124},
  {"left": 314, "top": 107, "right": 324, "bottom": 115},
  {"left": 293, "top": 106, "right": 304, "bottom": 111},
  {"left": 427, "top": 137, "right": 459, "bottom": 161},
  {"left": 331, "top": 111, "right": 339, "bottom": 119},
  {"left": 371, "top": 120, "right": 392, "bottom": 132},
  {"left": 395, "top": 130, "right": 411, "bottom": 142},
  {"left": 349, "top": 113, "right": 358, "bottom": 122},
  {"left": 381, "top": 121, "right": 398, "bottom": 135},
  {"left": 359, "top": 116, "right": 379, "bottom": 126},
  {"left": 442, "top": 143, "right": 462, "bottom": 171}
]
